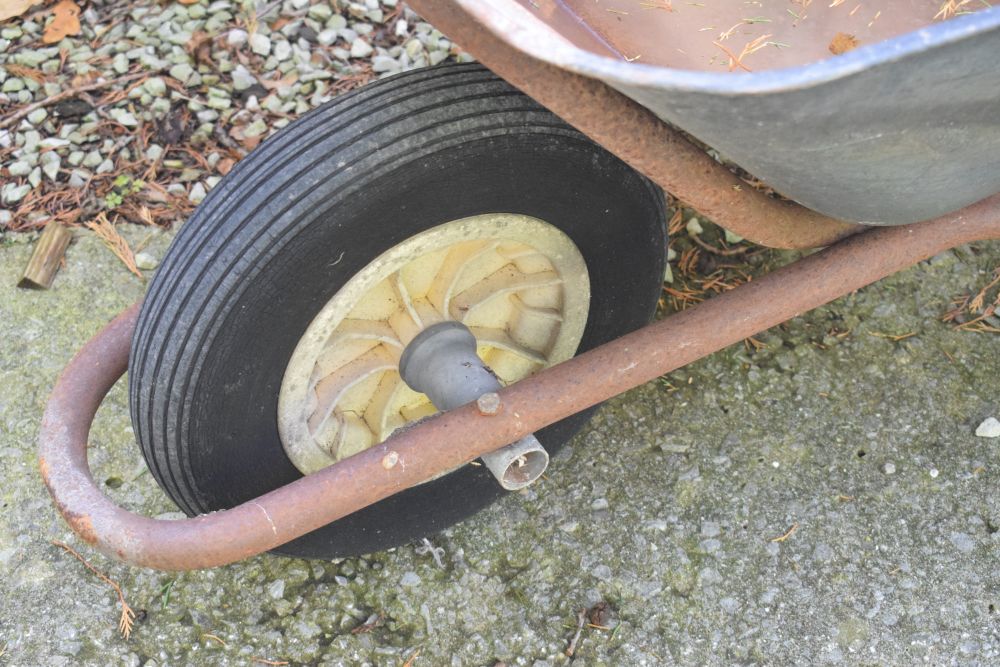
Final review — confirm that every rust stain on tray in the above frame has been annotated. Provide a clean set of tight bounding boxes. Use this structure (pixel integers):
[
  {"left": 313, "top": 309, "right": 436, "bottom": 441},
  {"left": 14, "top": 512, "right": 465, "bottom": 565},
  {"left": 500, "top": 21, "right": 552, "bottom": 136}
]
[{"left": 829, "top": 32, "right": 861, "bottom": 54}]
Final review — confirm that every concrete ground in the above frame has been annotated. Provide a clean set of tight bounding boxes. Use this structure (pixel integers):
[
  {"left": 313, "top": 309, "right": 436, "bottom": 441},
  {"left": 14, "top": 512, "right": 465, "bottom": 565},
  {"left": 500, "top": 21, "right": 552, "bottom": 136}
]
[{"left": 0, "top": 226, "right": 998, "bottom": 666}]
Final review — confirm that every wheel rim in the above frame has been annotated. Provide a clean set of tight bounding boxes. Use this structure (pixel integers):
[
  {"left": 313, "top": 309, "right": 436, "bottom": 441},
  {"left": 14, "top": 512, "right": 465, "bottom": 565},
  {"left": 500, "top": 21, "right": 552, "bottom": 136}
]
[{"left": 278, "top": 213, "right": 591, "bottom": 474}]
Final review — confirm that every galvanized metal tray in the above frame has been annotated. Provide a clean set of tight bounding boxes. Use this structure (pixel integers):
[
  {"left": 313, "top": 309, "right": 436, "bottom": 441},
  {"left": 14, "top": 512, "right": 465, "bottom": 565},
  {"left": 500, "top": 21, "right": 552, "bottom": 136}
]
[{"left": 459, "top": 1, "right": 1000, "bottom": 225}]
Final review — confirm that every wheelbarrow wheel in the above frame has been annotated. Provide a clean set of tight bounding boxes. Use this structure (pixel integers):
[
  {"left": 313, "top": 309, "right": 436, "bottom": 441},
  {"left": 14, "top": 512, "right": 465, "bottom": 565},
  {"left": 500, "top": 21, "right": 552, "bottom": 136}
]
[{"left": 129, "top": 63, "right": 666, "bottom": 559}]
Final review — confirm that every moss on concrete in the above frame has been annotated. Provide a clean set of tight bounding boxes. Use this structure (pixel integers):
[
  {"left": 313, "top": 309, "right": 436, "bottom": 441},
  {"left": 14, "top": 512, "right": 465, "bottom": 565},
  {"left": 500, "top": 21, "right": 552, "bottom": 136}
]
[{"left": 1, "top": 227, "right": 998, "bottom": 665}]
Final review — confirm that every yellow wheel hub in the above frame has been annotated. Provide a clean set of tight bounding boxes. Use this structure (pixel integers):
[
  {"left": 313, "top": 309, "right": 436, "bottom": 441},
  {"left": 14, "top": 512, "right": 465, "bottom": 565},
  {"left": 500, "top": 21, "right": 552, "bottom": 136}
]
[{"left": 278, "top": 213, "right": 590, "bottom": 474}]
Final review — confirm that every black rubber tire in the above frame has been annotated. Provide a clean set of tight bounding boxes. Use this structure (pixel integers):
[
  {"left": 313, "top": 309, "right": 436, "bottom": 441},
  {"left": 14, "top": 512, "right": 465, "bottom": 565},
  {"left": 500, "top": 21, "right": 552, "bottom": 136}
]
[{"left": 129, "top": 63, "right": 666, "bottom": 559}]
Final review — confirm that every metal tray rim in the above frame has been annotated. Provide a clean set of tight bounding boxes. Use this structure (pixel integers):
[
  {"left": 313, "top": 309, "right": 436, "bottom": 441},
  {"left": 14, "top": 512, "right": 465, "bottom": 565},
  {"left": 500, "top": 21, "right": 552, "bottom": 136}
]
[{"left": 461, "top": 1, "right": 1000, "bottom": 95}]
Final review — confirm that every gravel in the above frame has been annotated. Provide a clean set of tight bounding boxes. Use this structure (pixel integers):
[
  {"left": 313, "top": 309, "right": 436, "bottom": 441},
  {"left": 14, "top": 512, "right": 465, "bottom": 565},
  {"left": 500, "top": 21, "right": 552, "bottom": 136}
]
[{"left": 0, "top": 0, "right": 468, "bottom": 233}]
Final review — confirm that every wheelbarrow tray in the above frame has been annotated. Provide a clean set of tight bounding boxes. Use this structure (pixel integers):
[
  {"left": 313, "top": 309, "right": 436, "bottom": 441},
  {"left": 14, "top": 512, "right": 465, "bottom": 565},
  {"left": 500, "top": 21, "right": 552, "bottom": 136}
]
[{"left": 456, "top": 1, "right": 1000, "bottom": 226}]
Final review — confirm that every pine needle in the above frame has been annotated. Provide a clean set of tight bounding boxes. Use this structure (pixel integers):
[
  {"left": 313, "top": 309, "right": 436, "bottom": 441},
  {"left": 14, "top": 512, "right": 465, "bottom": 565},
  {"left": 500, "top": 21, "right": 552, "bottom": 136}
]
[
  {"left": 934, "top": 0, "right": 972, "bottom": 19},
  {"left": 51, "top": 540, "right": 136, "bottom": 639},
  {"left": 770, "top": 522, "right": 799, "bottom": 542},
  {"left": 868, "top": 331, "right": 917, "bottom": 342},
  {"left": 201, "top": 633, "right": 228, "bottom": 647},
  {"left": 667, "top": 209, "right": 685, "bottom": 235},
  {"left": 943, "top": 267, "right": 1000, "bottom": 332},
  {"left": 85, "top": 212, "right": 143, "bottom": 278},
  {"left": 969, "top": 269, "right": 1000, "bottom": 312},
  {"left": 639, "top": 0, "right": 674, "bottom": 10}
]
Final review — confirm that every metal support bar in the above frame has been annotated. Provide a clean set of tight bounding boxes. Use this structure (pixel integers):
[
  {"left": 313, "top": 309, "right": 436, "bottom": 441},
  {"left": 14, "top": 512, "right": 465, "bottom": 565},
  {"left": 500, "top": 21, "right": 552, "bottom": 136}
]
[
  {"left": 39, "top": 195, "right": 1000, "bottom": 570},
  {"left": 408, "top": 0, "right": 862, "bottom": 250}
]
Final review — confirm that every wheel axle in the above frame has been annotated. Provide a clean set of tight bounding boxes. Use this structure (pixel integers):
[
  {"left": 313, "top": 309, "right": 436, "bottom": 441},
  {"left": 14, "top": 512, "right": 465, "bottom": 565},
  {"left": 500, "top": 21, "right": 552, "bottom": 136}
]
[{"left": 399, "top": 321, "right": 549, "bottom": 490}]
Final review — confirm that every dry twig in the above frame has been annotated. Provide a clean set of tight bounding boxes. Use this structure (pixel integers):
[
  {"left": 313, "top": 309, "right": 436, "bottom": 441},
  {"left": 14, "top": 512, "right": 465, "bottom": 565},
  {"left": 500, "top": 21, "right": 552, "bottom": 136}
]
[
  {"left": 351, "top": 612, "right": 385, "bottom": 634},
  {"left": 690, "top": 234, "right": 750, "bottom": 256},
  {"left": 0, "top": 71, "right": 147, "bottom": 130},
  {"left": 565, "top": 608, "right": 587, "bottom": 657},
  {"left": 942, "top": 267, "right": 1000, "bottom": 332},
  {"left": 51, "top": 540, "right": 136, "bottom": 639}
]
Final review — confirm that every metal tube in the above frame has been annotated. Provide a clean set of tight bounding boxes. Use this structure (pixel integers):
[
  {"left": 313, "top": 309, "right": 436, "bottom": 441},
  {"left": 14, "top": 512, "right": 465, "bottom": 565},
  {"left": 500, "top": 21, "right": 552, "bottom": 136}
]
[
  {"left": 398, "top": 322, "right": 549, "bottom": 490},
  {"left": 39, "top": 198, "right": 1000, "bottom": 570},
  {"left": 408, "top": 0, "right": 862, "bottom": 250}
]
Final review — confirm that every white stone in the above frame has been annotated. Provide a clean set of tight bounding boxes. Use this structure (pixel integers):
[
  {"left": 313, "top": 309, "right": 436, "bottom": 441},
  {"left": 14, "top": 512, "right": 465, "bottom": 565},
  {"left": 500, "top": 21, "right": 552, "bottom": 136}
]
[
  {"left": 169, "top": 63, "right": 194, "bottom": 84},
  {"left": 40, "top": 152, "right": 60, "bottom": 181},
  {"left": 227, "top": 29, "right": 248, "bottom": 46},
  {"left": 349, "top": 38, "right": 372, "bottom": 58},
  {"left": 112, "top": 52, "right": 129, "bottom": 74},
  {"left": 108, "top": 108, "right": 138, "bottom": 127},
  {"left": 39, "top": 138, "right": 70, "bottom": 149},
  {"left": 1, "top": 183, "right": 31, "bottom": 203},
  {"left": 189, "top": 182, "right": 207, "bottom": 203},
  {"left": 249, "top": 32, "right": 271, "bottom": 56},
  {"left": 273, "top": 39, "right": 292, "bottom": 61},
  {"left": 371, "top": 55, "right": 399, "bottom": 73},
  {"left": 82, "top": 151, "right": 103, "bottom": 168},
  {"left": 134, "top": 252, "right": 159, "bottom": 271},
  {"left": 143, "top": 77, "right": 167, "bottom": 97},
  {"left": 317, "top": 29, "right": 338, "bottom": 46},
  {"left": 231, "top": 65, "right": 257, "bottom": 91},
  {"left": 975, "top": 417, "right": 1000, "bottom": 438},
  {"left": 26, "top": 108, "right": 48, "bottom": 124},
  {"left": 8, "top": 160, "right": 31, "bottom": 176},
  {"left": 309, "top": 4, "right": 333, "bottom": 20},
  {"left": 266, "top": 579, "right": 285, "bottom": 599},
  {"left": 243, "top": 119, "right": 268, "bottom": 138},
  {"left": 22, "top": 130, "right": 41, "bottom": 152}
]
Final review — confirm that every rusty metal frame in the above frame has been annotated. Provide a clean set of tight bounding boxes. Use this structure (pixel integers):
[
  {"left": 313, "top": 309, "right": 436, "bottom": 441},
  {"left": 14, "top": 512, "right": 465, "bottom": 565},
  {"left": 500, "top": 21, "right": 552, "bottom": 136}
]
[
  {"left": 407, "top": 0, "right": 861, "bottom": 250},
  {"left": 40, "top": 195, "right": 1000, "bottom": 570}
]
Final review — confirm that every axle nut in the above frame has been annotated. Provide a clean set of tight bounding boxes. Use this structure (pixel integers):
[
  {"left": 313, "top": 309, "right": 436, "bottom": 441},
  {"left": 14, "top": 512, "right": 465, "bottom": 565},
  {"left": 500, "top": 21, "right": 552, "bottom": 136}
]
[
  {"left": 476, "top": 392, "right": 501, "bottom": 415},
  {"left": 382, "top": 451, "right": 399, "bottom": 469}
]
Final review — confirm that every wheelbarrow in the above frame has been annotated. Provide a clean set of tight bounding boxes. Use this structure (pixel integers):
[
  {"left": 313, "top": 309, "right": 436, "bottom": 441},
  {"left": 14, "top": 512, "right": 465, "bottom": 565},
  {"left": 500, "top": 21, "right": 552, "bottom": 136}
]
[{"left": 39, "top": 0, "right": 1000, "bottom": 570}]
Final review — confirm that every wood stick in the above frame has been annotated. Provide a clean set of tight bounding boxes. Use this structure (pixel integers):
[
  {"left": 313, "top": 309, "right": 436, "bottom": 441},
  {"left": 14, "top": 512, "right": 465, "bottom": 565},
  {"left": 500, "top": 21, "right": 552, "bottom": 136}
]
[
  {"left": 18, "top": 222, "right": 72, "bottom": 289},
  {"left": 565, "top": 608, "right": 587, "bottom": 657}
]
